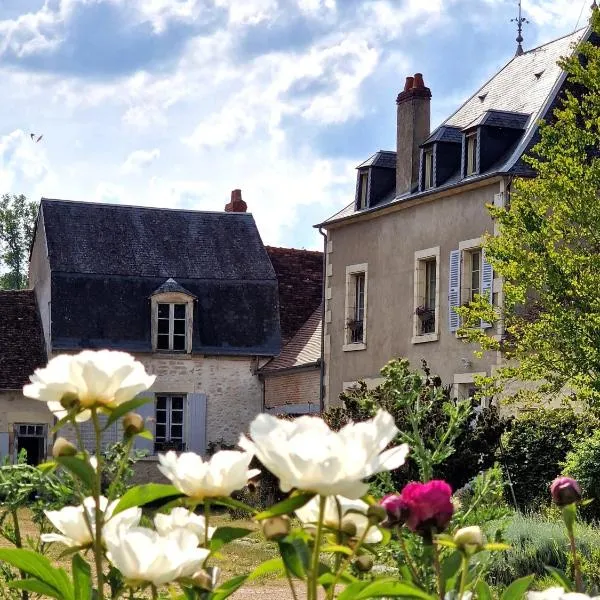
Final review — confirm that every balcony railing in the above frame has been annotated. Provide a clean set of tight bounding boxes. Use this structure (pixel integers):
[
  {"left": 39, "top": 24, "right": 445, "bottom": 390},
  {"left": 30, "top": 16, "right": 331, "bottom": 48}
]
[
  {"left": 416, "top": 307, "right": 436, "bottom": 335},
  {"left": 347, "top": 319, "right": 364, "bottom": 343}
]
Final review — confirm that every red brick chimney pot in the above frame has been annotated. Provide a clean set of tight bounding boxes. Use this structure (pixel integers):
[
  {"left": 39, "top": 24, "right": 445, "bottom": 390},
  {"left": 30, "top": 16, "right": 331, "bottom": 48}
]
[
  {"left": 396, "top": 72, "right": 431, "bottom": 104},
  {"left": 225, "top": 188, "right": 247, "bottom": 213},
  {"left": 403, "top": 76, "right": 414, "bottom": 92}
]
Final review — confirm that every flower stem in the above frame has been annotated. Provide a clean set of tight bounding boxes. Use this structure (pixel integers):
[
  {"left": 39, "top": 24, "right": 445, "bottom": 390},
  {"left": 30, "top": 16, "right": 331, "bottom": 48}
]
[
  {"left": 283, "top": 563, "right": 299, "bottom": 600},
  {"left": 398, "top": 531, "right": 421, "bottom": 585},
  {"left": 91, "top": 408, "right": 105, "bottom": 600},
  {"left": 432, "top": 542, "right": 444, "bottom": 600},
  {"left": 107, "top": 437, "right": 134, "bottom": 501},
  {"left": 327, "top": 525, "right": 370, "bottom": 600},
  {"left": 11, "top": 509, "right": 28, "bottom": 600},
  {"left": 458, "top": 553, "right": 470, "bottom": 600},
  {"left": 310, "top": 496, "right": 326, "bottom": 600},
  {"left": 150, "top": 584, "right": 158, "bottom": 600},
  {"left": 568, "top": 526, "right": 583, "bottom": 592},
  {"left": 204, "top": 499, "right": 211, "bottom": 549}
]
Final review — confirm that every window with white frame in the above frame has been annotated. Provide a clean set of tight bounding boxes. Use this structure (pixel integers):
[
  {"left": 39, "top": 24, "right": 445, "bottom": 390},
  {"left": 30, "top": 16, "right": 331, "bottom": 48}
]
[
  {"left": 466, "top": 132, "right": 477, "bottom": 176},
  {"left": 157, "top": 303, "right": 187, "bottom": 351},
  {"left": 413, "top": 247, "right": 440, "bottom": 341},
  {"left": 467, "top": 248, "right": 482, "bottom": 301},
  {"left": 344, "top": 264, "right": 368, "bottom": 349},
  {"left": 424, "top": 149, "right": 434, "bottom": 190},
  {"left": 357, "top": 172, "right": 368, "bottom": 210},
  {"left": 155, "top": 394, "right": 185, "bottom": 452}
]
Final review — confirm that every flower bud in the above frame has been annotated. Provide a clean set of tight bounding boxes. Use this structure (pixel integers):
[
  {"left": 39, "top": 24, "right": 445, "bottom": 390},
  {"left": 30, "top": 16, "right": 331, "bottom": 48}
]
[
  {"left": 261, "top": 516, "right": 291, "bottom": 541},
  {"left": 341, "top": 518, "right": 357, "bottom": 538},
  {"left": 52, "top": 437, "right": 77, "bottom": 458},
  {"left": 453, "top": 526, "right": 484, "bottom": 552},
  {"left": 550, "top": 477, "right": 582, "bottom": 507},
  {"left": 367, "top": 505, "right": 387, "bottom": 525},
  {"left": 190, "top": 569, "right": 214, "bottom": 590},
  {"left": 379, "top": 494, "right": 406, "bottom": 528},
  {"left": 60, "top": 392, "right": 79, "bottom": 410},
  {"left": 122, "top": 412, "right": 145, "bottom": 437},
  {"left": 354, "top": 555, "right": 374, "bottom": 572}
]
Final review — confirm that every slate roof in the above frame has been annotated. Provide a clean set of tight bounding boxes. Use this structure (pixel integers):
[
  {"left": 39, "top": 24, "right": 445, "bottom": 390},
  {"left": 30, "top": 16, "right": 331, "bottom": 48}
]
[
  {"left": 423, "top": 126, "right": 462, "bottom": 145},
  {"left": 318, "top": 27, "right": 588, "bottom": 227},
  {"left": 463, "top": 110, "right": 530, "bottom": 130},
  {"left": 357, "top": 150, "right": 396, "bottom": 169},
  {"left": 151, "top": 278, "right": 196, "bottom": 298},
  {"left": 261, "top": 306, "right": 322, "bottom": 372},
  {"left": 266, "top": 247, "right": 323, "bottom": 344},
  {"left": 40, "top": 199, "right": 281, "bottom": 356},
  {"left": 0, "top": 291, "right": 46, "bottom": 389}
]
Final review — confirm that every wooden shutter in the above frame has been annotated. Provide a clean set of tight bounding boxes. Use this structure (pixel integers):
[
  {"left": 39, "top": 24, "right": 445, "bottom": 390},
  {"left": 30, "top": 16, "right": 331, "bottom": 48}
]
[
  {"left": 448, "top": 249, "right": 461, "bottom": 332},
  {"left": 134, "top": 394, "right": 155, "bottom": 454},
  {"left": 187, "top": 393, "right": 207, "bottom": 455},
  {"left": 481, "top": 249, "right": 494, "bottom": 329}
]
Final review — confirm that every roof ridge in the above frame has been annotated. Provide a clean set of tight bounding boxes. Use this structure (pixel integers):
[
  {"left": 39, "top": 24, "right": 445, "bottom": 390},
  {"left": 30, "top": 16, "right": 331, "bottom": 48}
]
[
  {"left": 522, "top": 26, "right": 587, "bottom": 55},
  {"left": 41, "top": 198, "right": 252, "bottom": 217}
]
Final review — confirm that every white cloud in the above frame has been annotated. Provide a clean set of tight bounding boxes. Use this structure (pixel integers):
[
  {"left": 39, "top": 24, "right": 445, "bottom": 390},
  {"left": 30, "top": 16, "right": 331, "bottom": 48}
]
[{"left": 121, "top": 148, "right": 161, "bottom": 174}]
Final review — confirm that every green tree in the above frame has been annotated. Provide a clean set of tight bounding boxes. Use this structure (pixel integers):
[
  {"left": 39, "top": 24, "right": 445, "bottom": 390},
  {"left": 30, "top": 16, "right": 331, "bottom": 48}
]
[
  {"left": 0, "top": 194, "right": 37, "bottom": 290},
  {"left": 459, "top": 13, "right": 600, "bottom": 407}
]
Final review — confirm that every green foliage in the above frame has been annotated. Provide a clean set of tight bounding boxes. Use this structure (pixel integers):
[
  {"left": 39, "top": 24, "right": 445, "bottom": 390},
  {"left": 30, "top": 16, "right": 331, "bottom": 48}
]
[
  {"left": 324, "top": 359, "right": 509, "bottom": 491},
  {"left": 0, "top": 194, "right": 37, "bottom": 290},
  {"left": 457, "top": 12, "right": 600, "bottom": 406},
  {"left": 500, "top": 408, "right": 599, "bottom": 510},
  {"left": 100, "top": 440, "right": 146, "bottom": 498}
]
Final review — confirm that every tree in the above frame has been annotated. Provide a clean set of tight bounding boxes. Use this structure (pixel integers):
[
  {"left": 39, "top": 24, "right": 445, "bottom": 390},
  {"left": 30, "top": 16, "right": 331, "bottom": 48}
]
[
  {"left": 458, "top": 12, "right": 600, "bottom": 407},
  {"left": 0, "top": 194, "right": 37, "bottom": 290}
]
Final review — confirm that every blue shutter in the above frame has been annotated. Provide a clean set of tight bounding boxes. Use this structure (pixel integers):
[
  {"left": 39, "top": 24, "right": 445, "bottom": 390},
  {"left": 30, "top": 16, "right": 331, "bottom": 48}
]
[
  {"left": 187, "top": 393, "right": 207, "bottom": 455},
  {"left": 0, "top": 433, "right": 9, "bottom": 462},
  {"left": 134, "top": 393, "right": 155, "bottom": 454},
  {"left": 448, "top": 249, "right": 461, "bottom": 332},
  {"left": 481, "top": 249, "right": 494, "bottom": 329}
]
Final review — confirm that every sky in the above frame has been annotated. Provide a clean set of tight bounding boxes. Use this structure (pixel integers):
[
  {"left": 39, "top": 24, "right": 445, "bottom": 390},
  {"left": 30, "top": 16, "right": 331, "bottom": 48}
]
[{"left": 0, "top": 0, "right": 587, "bottom": 249}]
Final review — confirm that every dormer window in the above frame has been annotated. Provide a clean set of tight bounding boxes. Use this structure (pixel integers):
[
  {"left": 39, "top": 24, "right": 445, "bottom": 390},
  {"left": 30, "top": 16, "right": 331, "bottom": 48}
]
[
  {"left": 358, "top": 171, "right": 368, "bottom": 209},
  {"left": 466, "top": 132, "right": 478, "bottom": 176},
  {"left": 423, "top": 149, "right": 434, "bottom": 190},
  {"left": 151, "top": 278, "right": 196, "bottom": 353}
]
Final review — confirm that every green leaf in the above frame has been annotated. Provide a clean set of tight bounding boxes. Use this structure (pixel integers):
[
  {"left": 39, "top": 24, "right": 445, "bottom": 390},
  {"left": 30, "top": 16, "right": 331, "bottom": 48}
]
[
  {"left": 255, "top": 492, "right": 315, "bottom": 520},
  {"left": 51, "top": 411, "right": 77, "bottom": 434},
  {"left": 321, "top": 544, "right": 353, "bottom": 556},
  {"left": 211, "top": 575, "right": 248, "bottom": 600},
  {"left": 211, "top": 496, "right": 257, "bottom": 515},
  {"left": 501, "top": 575, "right": 535, "bottom": 600},
  {"left": 8, "top": 579, "right": 63, "bottom": 598},
  {"left": 475, "top": 581, "right": 493, "bottom": 600},
  {"left": 55, "top": 456, "right": 96, "bottom": 491},
  {"left": 351, "top": 579, "right": 435, "bottom": 600},
  {"left": 441, "top": 550, "right": 462, "bottom": 589},
  {"left": 111, "top": 483, "right": 183, "bottom": 515},
  {"left": 336, "top": 581, "right": 369, "bottom": 600},
  {"left": 103, "top": 397, "right": 151, "bottom": 429},
  {"left": 136, "top": 429, "right": 153, "bottom": 440},
  {"left": 247, "top": 558, "right": 285, "bottom": 580},
  {"left": 544, "top": 566, "right": 574, "bottom": 592},
  {"left": 0, "top": 548, "right": 74, "bottom": 600},
  {"left": 72, "top": 554, "right": 92, "bottom": 600},
  {"left": 210, "top": 527, "right": 253, "bottom": 553},
  {"left": 278, "top": 539, "right": 307, "bottom": 579}
]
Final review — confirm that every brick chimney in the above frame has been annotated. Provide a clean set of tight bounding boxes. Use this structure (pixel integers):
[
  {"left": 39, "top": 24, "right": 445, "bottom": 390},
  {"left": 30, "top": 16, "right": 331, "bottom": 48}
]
[
  {"left": 225, "top": 189, "right": 247, "bottom": 213},
  {"left": 396, "top": 73, "right": 431, "bottom": 197}
]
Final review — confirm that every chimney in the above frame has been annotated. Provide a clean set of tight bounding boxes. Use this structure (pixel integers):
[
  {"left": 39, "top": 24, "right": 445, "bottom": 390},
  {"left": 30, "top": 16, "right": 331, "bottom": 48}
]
[
  {"left": 225, "top": 189, "right": 247, "bottom": 213},
  {"left": 396, "top": 73, "right": 431, "bottom": 197}
]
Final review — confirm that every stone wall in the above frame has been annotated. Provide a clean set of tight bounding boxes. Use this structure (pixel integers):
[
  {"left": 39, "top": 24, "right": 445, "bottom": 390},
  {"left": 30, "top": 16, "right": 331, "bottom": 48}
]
[{"left": 263, "top": 368, "right": 320, "bottom": 409}]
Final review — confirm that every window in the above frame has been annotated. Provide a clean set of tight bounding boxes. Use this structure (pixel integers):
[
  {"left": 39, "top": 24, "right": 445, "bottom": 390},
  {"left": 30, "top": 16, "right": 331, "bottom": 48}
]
[
  {"left": 344, "top": 264, "right": 368, "bottom": 350},
  {"left": 413, "top": 247, "right": 440, "bottom": 343},
  {"left": 468, "top": 249, "right": 482, "bottom": 301},
  {"left": 424, "top": 149, "right": 434, "bottom": 190},
  {"left": 357, "top": 172, "right": 368, "bottom": 210},
  {"left": 155, "top": 395, "right": 185, "bottom": 452},
  {"left": 466, "top": 133, "right": 477, "bottom": 176},
  {"left": 157, "top": 303, "right": 187, "bottom": 351}
]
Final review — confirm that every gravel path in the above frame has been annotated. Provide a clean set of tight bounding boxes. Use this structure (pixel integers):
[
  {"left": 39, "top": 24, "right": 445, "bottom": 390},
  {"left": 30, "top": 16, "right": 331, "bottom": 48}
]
[{"left": 233, "top": 581, "right": 325, "bottom": 599}]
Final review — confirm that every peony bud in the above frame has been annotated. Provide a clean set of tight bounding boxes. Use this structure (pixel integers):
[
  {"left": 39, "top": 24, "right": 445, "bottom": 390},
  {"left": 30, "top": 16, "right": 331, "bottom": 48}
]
[
  {"left": 52, "top": 437, "right": 77, "bottom": 458},
  {"left": 261, "top": 516, "right": 291, "bottom": 541},
  {"left": 190, "top": 569, "right": 215, "bottom": 590},
  {"left": 341, "top": 518, "right": 358, "bottom": 538},
  {"left": 367, "top": 504, "right": 387, "bottom": 525},
  {"left": 354, "top": 555, "right": 374, "bottom": 572},
  {"left": 122, "top": 412, "right": 145, "bottom": 437},
  {"left": 380, "top": 494, "right": 406, "bottom": 528},
  {"left": 60, "top": 392, "right": 79, "bottom": 411},
  {"left": 453, "top": 526, "right": 484, "bottom": 552},
  {"left": 550, "top": 477, "right": 582, "bottom": 507}
]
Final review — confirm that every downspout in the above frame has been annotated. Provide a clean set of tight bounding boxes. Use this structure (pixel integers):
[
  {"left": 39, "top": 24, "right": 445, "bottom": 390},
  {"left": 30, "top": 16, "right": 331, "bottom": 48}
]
[{"left": 318, "top": 226, "right": 327, "bottom": 413}]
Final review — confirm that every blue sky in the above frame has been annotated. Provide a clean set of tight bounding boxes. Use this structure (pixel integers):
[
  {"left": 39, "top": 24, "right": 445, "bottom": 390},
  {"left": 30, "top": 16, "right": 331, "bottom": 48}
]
[{"left": 0, "top": 0, "right": 585, "bottom": 249}]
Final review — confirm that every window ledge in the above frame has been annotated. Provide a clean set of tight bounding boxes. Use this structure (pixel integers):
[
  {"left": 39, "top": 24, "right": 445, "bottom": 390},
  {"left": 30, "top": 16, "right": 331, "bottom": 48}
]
[
  {"left": 411, "top": 333, "right": 439, "bottom": 344},
  {"left": 343, "top": 342, "right": 367, "bottom": 352}
]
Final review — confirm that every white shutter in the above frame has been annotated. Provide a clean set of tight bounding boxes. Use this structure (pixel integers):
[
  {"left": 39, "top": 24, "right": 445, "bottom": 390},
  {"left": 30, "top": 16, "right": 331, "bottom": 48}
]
[
  {"left": 0, "top": 433, "right": 9, "bottom": 462},
  {"left": 448, "top": 249, "right": 461, "bottom": 332},
  {"left": 481, "top": 249, "right": 494, "bottom": 329},
  {"left": 134, "top": 394, "right": 155, "bottom": 454},
  {"left": 187, "top": 393, "right": 207, "bottom": 455}
]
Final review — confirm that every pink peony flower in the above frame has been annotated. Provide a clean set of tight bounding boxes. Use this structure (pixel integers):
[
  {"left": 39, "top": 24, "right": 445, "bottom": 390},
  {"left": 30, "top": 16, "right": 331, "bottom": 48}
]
[
  {"left": 380, "top": 480, "right": 454, "bottom": 536},
  {"left": 550, "top": 477, "right": 582, "bottom": 507}
]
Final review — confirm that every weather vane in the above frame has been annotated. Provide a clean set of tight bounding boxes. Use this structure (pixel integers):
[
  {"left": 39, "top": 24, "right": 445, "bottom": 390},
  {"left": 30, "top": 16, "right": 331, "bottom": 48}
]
[{"left": 512, "top": 0, "right": 529, "bottom": 56}]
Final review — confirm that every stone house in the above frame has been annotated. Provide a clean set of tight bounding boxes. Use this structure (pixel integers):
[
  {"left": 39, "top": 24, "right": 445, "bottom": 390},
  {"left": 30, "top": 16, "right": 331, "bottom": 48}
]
[
  {"left": 316, "top": 29, "right": 587, "bottom": 407},
  {"left": 0, "top": 290, "right": 52, "bottom": 464}
]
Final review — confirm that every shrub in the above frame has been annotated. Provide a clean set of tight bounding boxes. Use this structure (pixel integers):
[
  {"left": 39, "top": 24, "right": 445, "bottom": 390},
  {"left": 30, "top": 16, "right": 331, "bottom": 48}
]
[
  {"left": 500, "top": 408, "right": 600, "bottom": 510},
  {"left": 101, "top": 441, "right": 147, "bottom": 498}
]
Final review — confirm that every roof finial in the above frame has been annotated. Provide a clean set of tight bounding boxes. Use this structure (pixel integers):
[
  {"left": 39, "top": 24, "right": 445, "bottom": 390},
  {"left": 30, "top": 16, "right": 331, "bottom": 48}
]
[{"left": 512, "top": 0, "right": 529, "bottom": 56}]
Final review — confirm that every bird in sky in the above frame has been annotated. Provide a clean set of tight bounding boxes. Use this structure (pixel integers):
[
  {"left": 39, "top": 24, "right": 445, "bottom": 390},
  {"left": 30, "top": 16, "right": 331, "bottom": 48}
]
[{"left": 30, "top": 133, "right": 43, "bottom": 143}]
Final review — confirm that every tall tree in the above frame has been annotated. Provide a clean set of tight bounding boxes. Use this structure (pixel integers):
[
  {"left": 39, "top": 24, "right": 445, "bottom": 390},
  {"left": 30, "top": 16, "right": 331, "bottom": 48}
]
[
  {"left": 0, "top": 194, "right": 37, "bottom": 290},
  {"left": 459, "top": 12, "right": 600, "bottom": 407}
]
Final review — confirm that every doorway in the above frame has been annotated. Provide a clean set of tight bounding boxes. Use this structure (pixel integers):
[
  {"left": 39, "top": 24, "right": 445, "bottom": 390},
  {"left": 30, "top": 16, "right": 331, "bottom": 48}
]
[{"left": 14, "top": 424, "right": 47, "bottom": 465}]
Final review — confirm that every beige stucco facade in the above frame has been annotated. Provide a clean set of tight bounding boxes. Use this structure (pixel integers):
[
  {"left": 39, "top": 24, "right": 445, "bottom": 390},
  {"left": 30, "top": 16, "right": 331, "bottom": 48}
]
[{"left": 323, "top": 178, "right": 506, "bottom": 406}]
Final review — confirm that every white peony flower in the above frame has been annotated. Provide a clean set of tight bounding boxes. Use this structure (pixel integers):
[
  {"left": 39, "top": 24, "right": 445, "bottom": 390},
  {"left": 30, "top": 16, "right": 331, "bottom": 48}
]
[
  {"left": 41, "top": 496, "right": 141, "bottom": 547},
  {"left": 158, "top": 450, "right": 260, "bottom": 499},
  {"left": 296, "top": 495, "right": 383, "bottom": 544},
  {"left": 154, "top": 508, "right": 216, "bottom": 546},
  {"left": 105, "top": 525, "right": 209, "bottom": 586},
  {"left": 528, "top": 589, "right": 600, "bottom": 600},
  {"left": 239, "top": 410, "right": 409, "bottom": 499},
  {"left": 23, "top": 350, "right": 155, "bottom": 421}
]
